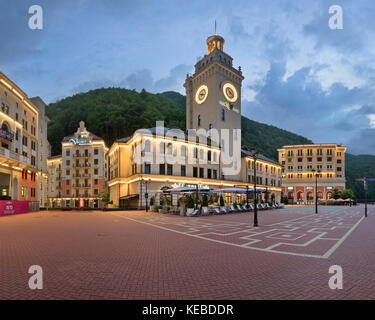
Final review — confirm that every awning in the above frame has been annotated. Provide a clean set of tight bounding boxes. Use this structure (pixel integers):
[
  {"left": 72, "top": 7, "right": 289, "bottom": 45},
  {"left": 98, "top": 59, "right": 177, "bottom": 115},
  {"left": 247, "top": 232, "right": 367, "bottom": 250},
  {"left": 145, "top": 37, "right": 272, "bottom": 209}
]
[
  {"left": 162, "top": 187, "right": 211, "bottom": 194},
  {"left": 119, "top": 194, "right": 139, "bottom": 200}
]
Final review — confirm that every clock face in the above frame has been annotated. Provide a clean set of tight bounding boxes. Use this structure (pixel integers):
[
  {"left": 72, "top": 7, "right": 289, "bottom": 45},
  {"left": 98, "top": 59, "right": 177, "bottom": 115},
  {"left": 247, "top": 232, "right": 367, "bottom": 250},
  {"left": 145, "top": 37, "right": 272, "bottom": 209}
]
[
  {"left": 195, "top": 85, "right": 208, "bottom": 104},
  {"left": 223, "top": 82, "right": 238, "bottom": 103}
]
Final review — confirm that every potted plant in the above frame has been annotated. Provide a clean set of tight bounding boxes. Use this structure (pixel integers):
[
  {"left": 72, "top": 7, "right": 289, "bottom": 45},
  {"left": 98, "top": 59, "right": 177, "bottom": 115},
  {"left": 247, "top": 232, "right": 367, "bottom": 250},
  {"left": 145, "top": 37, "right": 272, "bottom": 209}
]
[
  {"left": 150, "top": 195, "right": 155, "bottom": 211},
  {"left": 187, "top": 195, "right": 195, "bottom": 215},
  {"left": 219, "top": 194, "right": 226, "bottom": 211}
]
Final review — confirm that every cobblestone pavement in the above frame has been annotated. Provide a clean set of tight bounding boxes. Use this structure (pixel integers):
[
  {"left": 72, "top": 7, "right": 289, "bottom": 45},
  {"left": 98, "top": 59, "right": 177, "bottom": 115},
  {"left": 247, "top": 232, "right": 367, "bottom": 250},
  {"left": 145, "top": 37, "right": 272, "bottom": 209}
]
[{"left": 0, "top": 205, "right": 374, "bottom": 300}]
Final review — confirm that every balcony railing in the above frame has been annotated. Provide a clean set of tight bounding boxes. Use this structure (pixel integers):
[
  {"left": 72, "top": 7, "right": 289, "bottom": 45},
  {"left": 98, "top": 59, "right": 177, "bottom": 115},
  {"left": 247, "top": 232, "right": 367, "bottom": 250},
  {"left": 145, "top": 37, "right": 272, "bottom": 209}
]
[
  {"left": 73, "top": 153, "right": 91, "bottom": 158},
  {"left": 72, "top": 184, "right": 81, "bottom": 188},
  {"left": 73, "top": 174, "right": 81, "bottom": 177},
  {"left": 82, "top": 184, "right": 91, "bottom": 188},
  {"left": 0, "top": 146, "right": 30, "bottom": 166}
]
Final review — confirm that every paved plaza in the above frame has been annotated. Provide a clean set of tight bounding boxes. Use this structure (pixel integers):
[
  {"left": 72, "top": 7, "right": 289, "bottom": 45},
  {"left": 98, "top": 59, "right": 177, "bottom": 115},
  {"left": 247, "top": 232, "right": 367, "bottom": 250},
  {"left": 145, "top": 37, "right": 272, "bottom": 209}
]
[{"left": 0, "top": 205, "right": 374, "bottom": 299}]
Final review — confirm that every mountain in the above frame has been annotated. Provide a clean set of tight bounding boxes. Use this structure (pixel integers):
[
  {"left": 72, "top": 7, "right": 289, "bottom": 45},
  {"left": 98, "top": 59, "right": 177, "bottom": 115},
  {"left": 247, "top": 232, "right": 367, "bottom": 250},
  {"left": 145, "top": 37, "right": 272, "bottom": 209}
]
[{"left": 46, "top": 88, "right": 375, "bottom": 199}]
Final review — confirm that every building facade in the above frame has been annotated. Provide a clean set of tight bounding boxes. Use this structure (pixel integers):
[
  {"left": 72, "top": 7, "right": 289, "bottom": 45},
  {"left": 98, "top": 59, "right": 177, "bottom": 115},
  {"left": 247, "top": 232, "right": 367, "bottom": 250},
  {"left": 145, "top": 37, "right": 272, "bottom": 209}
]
[
  {"left": 108, "top": 33, "right": 282, "bottom": 208},
  {"left": 0, "top": 72, "right": 49, "bottom": 207},
  {"left": 278, "top": 144, "right": 346, "bottom": 203},
  {"left": 47, "top": 121, "right": 108, "bottom": 208}
]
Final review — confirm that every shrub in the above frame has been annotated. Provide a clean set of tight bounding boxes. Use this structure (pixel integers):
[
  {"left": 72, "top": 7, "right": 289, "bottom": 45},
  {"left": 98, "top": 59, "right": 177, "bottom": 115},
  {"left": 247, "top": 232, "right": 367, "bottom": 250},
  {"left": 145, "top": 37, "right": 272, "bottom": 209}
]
[
  {"left": 187, "top": 195, "right": 195, "bottom": 208},
  {"left": 219, "top": 195, "right": 225, "bottom": 206},
  {"left": 202, "top": 194, "right": 208, "bottom": 207},
  {"left": 150, "top": 195, "right": 155, "bottom": 206}
]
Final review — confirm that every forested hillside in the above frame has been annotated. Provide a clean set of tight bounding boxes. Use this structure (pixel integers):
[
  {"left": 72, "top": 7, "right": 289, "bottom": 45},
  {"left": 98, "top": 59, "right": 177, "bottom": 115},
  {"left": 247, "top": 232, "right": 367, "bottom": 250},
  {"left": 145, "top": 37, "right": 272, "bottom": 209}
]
[{"left": 46, "top": 88, "right": 375, "bottom": 199}]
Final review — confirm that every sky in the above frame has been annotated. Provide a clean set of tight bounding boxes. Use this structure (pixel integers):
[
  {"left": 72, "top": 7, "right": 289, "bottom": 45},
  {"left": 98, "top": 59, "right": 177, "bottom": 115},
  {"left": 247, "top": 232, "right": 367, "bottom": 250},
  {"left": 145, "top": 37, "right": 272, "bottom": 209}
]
[{"left": 1, "top": 0, "right": 375, "bottom": 155}]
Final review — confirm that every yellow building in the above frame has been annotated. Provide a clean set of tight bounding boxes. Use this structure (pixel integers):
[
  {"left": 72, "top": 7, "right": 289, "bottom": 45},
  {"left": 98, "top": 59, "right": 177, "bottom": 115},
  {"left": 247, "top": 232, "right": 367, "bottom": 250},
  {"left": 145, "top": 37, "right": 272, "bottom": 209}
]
[
  {"left": 108, "top": 32, "right": 282, "bottom": 208},
  {"left": 278, "top": 144, "right": 346, "bottom": 203},
  {"left": 0, "top": 72, "right": 49, "bottom": 207}
]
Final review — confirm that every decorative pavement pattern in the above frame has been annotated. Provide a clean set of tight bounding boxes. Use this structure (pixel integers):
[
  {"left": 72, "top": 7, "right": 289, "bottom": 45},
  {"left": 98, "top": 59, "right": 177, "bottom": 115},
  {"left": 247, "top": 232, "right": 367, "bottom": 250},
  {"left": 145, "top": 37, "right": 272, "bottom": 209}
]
[{"left": 111, "top": 207, "right": 364, "bottom": 259}]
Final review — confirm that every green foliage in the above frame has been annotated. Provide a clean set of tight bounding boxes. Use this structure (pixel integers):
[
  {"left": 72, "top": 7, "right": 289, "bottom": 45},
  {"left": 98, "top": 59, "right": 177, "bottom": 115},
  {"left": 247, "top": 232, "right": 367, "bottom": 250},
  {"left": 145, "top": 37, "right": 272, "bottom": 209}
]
[
  {"left": 46, "top": 88, "right": 186, "bottom": 155},
  {"left": 98, "top": 190, "right": 110, "bottom": 204},
  {"left": 332, "top": 188, "right": 341, "bottom": 200},
  {"left": 202, "top": 194, "right": 208, "bottom": 207},
  {"left": 187, "top": 195, "right": 195, "bottom": 208},
  {"left": 341, "top": 189, "right": 356, "bottom": 200},
  {"left": 219, "top": 195, "right": 224, "bottom": 206},
  {"left": 150, "top": 195, "right": 155, "bottom": 206}
]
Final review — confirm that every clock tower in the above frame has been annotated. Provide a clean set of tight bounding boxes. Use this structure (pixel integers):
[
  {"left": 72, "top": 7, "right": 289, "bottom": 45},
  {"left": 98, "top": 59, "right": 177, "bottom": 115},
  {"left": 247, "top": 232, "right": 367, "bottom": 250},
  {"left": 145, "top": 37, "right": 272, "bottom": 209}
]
[{"left": 184, "top": 32, "right": 244, "bottom": 142}]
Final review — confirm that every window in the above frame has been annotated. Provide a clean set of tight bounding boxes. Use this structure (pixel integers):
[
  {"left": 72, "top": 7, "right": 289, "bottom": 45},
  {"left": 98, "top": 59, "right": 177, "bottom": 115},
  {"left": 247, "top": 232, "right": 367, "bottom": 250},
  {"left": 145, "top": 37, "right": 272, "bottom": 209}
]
[
  {"left": 199, "top": 168, "right": 204, "bottom": 178},
  {"left": 197, "top": 115, "right": 201, "bottom": 126},
  {"left": 193, "top": 167, "right": 198, "bottom": 177},
  {"left": 66, "top": 169, "right": 70, "bottom": 175},
  {"left": 298, "top": 158, "right": 302, "bottom": 162},
  {"left": 337, "top": 167, "right": 342, "bottom": 172},
  {"left": 66, "top": 149, "right": 70, "bottom": 156},
  {"left": 180, "top": 145, "right": 186, "bottom": 157},
  {"left": 207, "top": 169, "right": 212, "bottom": 179},
  {"left": 167, "top": 164, "right": 173, "bottom": 175},
  {"left": 317, "top": 157, "right": 322, "bottom": 162},
  {"left": 159, "top": 142, "right": 165, "bottom": 154},
  {"left": 94, "top": 179, "right": 99, "bottom": 185},
  {"left": 327, "top": 157, "right": 332, "bottom": 162},
  {"left": 213, "top": 169, "right": 217, "bottom": 179},
  {"left": 66, "top": 180, "right": 70, "bottom": 186},
  {"left": 208, "top": 151, "right": 211, "bottom": 161},
  {"left": 66, "top": 160, "right": 70, "bottom": 166},
  {"left": 181, "top": 165, "right": 186, "bottom": 176},
  {"left": 159, "top": 164, "right": 165, "bottom": 175},
  {"left": 94, "top": 168, "right": 98, "bottom": 175},
  {"left": 208, "top": 123, "right": 212, "bottom": 135},
  {"left": 94, "top": 148, "right": 99, "bottom": 155},
  {"left": 94, "top": 189, "right": 99, "bottom": 195},
  {"left": 221, "top": 109, "right": 225, "bottom": 121},
  {"left": 307, "top": 157, "right": 312, "bottom": 162},
  {"left": 94, "top": 159, "right": 98, "bottom": 165},
  {"left": 166, "top": 143, "right": 173, "bottom": 155},
  {"left": 337, "top": 159, "right": 342, "bottom": 164},
  {"left": 144, "top": 163, "right": 151, "bottom": 174}
]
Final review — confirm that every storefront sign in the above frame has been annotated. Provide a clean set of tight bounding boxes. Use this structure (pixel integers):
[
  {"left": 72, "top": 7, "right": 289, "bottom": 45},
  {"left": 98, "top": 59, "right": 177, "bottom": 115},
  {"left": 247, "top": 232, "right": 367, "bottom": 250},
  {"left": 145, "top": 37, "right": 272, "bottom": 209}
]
[{"left": 0, "top": 200, "right": 29, "bottom": 216}]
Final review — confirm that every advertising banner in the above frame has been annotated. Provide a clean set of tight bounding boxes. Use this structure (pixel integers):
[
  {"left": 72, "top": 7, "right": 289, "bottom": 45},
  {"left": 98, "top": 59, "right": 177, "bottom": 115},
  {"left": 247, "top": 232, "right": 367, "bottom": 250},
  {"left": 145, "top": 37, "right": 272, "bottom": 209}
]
[{"left": 0, "top": 201, "right": 30, "bottom": 217}]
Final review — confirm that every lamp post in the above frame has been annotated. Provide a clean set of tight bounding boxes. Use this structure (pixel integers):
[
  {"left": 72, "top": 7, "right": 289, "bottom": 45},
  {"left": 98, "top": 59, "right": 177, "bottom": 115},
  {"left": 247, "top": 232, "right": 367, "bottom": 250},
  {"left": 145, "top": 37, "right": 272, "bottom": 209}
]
[
  {"left": 312, "top": 168, "right": 320, "bottom": 214},
  {"left": 142, "top": 179, "right": 151, "bottom": 212},
  {"left": 251, "top": 148, "right": 259, "bottom": 227}
]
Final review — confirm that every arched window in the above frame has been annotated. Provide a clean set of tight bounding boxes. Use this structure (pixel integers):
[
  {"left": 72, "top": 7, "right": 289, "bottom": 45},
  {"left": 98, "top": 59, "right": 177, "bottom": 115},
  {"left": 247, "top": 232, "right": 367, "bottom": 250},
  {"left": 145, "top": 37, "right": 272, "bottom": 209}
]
[
  {"left": 166, "top": 143, "right": 173, "bottom": 155},
  {"left": 180, "top": 145, "right": 186, "bottom": 157},
  {"left": 1, "top": 122, "right": 9, "bottom": 132},
  {"left": 144, "top": 140, "right": 151, "bottom": 153},
  {"left": 197, "top": 115, "right": 201, "bottom": 127}
]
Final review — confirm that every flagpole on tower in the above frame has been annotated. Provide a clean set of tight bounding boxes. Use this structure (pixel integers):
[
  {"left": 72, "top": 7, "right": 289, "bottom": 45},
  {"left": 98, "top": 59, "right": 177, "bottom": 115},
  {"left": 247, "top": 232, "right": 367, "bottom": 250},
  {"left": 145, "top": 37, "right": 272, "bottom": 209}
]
[{"left": 215, "top": 20, "right": 217, "bottom": 35}]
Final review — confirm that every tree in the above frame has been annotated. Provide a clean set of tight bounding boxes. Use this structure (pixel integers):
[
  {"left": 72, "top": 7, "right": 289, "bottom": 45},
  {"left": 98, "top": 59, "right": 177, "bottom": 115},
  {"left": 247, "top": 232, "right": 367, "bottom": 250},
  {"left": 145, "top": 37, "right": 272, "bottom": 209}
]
[
  {"left": 332, "top": 188, "right": 341, "bottom": 200},
  {"left": 98, "top": 190, "right": 110, "bottom": 206},
  {"left": 341, "top": 189, "right": 356, "bottom": 200}
]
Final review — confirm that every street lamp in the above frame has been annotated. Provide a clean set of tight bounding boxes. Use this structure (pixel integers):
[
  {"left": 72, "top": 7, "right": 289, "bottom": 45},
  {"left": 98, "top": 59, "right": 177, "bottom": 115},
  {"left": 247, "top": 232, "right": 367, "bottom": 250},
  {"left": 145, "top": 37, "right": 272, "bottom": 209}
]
[
  {"left": 311, "top": 168, "right": 321, "bottom": 214},
  {"left": 250, "top": 148, "right": 259, "bottom": 227},
  {"left": 141, "top": 179, "right": 151, "bottom": 212}
]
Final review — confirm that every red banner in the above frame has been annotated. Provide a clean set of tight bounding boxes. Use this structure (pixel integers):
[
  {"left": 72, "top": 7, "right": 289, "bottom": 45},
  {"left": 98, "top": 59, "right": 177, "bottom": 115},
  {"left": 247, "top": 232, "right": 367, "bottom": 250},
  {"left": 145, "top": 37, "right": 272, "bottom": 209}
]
[{"left": 0, "top": 201, "right": 29, "bottom": 217}]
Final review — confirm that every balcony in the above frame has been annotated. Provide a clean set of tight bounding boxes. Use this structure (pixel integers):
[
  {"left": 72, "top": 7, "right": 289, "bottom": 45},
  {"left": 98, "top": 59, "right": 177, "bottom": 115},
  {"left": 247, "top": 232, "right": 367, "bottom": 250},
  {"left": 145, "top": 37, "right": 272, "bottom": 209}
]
[
  {"left": 82, "top": 173, "right": 91, "bottom": 178},
  {"left": 0, "top": 146, "right": 30, "bottom": 167},
  {"left": 72, "top": 184, "right": 81, "bottom": 188},
  {"left": 73, "top": 174, "right": 81, "bottom": 178},
  {"left": 82, "top": 163, "right": 91, "bottom": 168},
  {"left": 82, "top": 184, "right": 91, "bottom": 188},
  {"left": 73, "top": 153, "right": 91, "bottom": 158},
  {"left": 73, "top": 164, "right": 81, "bottom": 168}
]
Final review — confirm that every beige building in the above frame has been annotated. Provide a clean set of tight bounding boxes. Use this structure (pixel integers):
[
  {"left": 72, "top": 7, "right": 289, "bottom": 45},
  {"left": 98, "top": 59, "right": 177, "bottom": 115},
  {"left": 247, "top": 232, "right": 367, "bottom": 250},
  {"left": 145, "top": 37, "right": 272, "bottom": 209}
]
[
  {"left": 0, "top": 72, "right": 49, "bottom": 207},
  {"left": 108, "top": 32, "right": 282, "bottom": 208},
  {"left": 278, "top": 144, "right": 346, "bottom": 203},
  {"left": 47, "top": 121, "right": 108, "bottom": 208}
]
